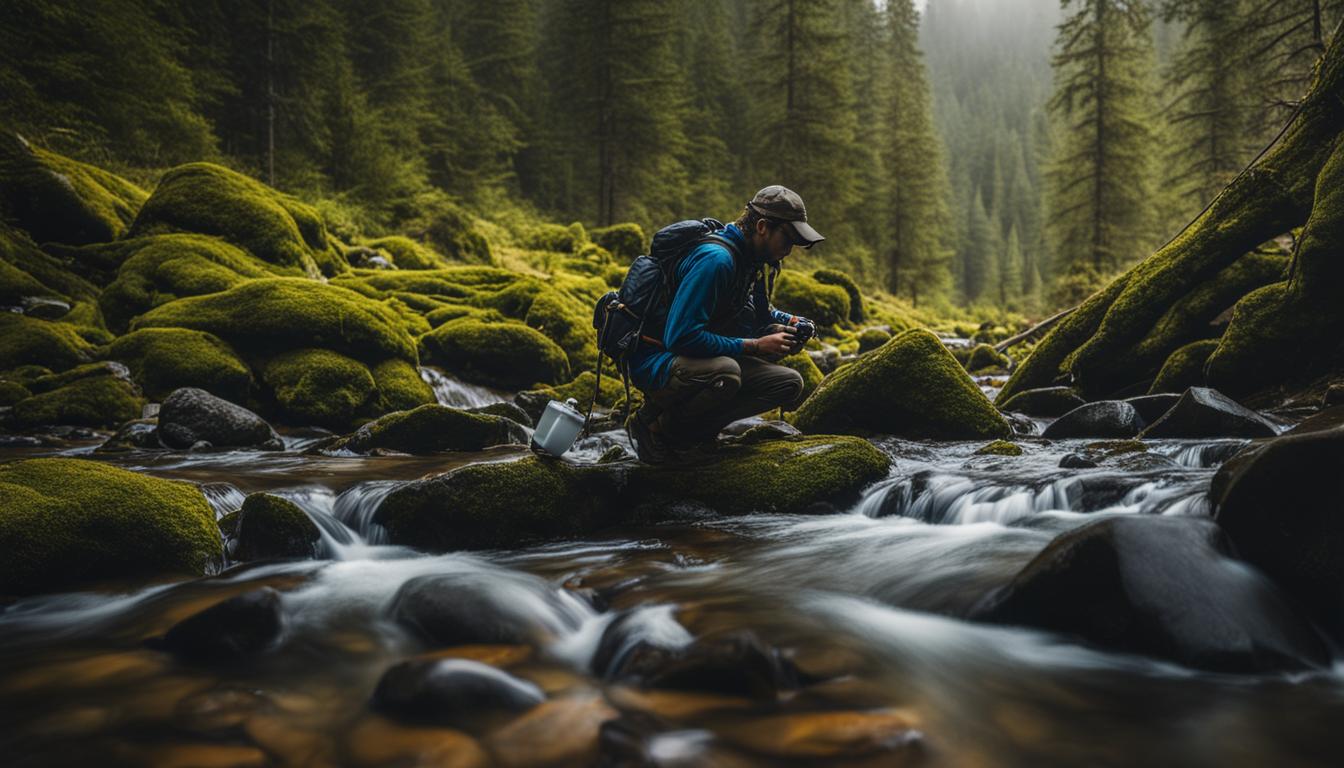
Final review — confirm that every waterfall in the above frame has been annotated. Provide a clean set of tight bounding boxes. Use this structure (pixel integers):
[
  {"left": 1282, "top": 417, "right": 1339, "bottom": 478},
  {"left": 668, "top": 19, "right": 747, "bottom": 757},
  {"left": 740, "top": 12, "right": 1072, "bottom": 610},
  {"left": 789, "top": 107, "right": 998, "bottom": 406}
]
[{"left": 419, "top": 366, "right": 510, "bottom": 408}]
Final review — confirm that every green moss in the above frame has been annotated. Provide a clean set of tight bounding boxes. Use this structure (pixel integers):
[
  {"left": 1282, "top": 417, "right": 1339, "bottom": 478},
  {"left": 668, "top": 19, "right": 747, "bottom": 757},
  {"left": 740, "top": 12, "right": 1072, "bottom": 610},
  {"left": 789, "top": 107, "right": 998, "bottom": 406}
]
[
  {"left": 371, "top": 358, "right": 435, "bottom": 413},
  {"left": 472, "top": 277, "right": 548, "bottom": 317},
  {"left": 0, "top": 132, "right": 147, "bottom": 246},
  {"left": 1149, "top": 339, "right": 1219, "bottom": 394},
  {"left": 419, "top": 317, "right": 570, "bottom": 389},
  {"left": 591, "top": 223, "right": 646, "bottom": 261},
  {"left": 520, "top": 369, "right": 625, "bottom": 412},
  {"left": 997, "top": 386, "right": 1085, "bottom": 417},
  {"left": 966, "top": 343, "right": 1010, "bottom": 373},
  {"left": 856, "top": 328, "right": 892, "bottom": 354},
  {"left": 260, "top": 348, "right": 376, "bottom": 429},
  {"left": 524, "top": 222, "right": 587, "bottom": 253},
  {"left": 416, "top": 197, "right": 493, "bottom": 264},
  {"left": 778, "top": 352, "right": 824, "bottom": 404},
  {"left": 325, "top": 403, "right": 525, "bottom": 455},
  {"left": 97, "top": 234, "right": 275, "bottom": 333},
  {"left": 524, "top": 288, "right": 598, "bottom": 371},
  {"left": 975, "top": 440, "right": 1023, "bottom": 456},
  {"left": 425, "top": 304, "right": 484, "bottom": 328},
  {"left": 129, "top": 162, "right": 345, "bottom": 278},
  {"left": 133, "top": 277, "right": 418, "bottom": 365},
  {"left": 364, "top": 235, "right": 448, "bottom": 270},
  {"left": 792, "top": 328, "right": 1011, "bottom": 439},
  {"left": 772, "top": 271, "right": 851, "bottom": 328},
  {"left": 0, "top": 224, "right": 100, "bottom": 307},
  {"left": 331, "top": 266, "right": 515, "bottom": 304},
  {"left": 1083, "top": 440, "right": 1147, "bottom": 455},
  {"left": 233, "top": 493, "right": 319, "bottom": 561},
  {"left": 0, "top": 314, "right": 95, "bottom": 371},
  {"left": 12, "top": 363, "right": 145, "bottom": 429},
  {"left": 0, "top": 458, "right": 221, "bottom": 595},
  {"left": 0, "top": 380, "right": 31, "bottom": 406},
  {"left": 107, "top": 327, "right": 254, "bottom": 403},
  {"left": 812, "top": 268, "right": 864, "bottom": 322}
]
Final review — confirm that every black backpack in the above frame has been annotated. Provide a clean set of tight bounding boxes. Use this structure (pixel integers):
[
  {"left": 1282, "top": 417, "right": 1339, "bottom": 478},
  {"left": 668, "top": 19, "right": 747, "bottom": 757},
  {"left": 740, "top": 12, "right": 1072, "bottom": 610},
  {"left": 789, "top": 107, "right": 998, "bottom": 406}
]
[{"left": 586, "top": 218, "right": 744, "bottom": 426}]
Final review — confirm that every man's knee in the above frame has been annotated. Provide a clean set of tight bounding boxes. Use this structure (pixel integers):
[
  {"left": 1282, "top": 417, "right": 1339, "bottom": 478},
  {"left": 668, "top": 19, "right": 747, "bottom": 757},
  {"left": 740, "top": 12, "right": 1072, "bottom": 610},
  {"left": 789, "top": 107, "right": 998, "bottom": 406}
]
[{"left": 773, "top": 368, "right": 805, "bottom": 408}]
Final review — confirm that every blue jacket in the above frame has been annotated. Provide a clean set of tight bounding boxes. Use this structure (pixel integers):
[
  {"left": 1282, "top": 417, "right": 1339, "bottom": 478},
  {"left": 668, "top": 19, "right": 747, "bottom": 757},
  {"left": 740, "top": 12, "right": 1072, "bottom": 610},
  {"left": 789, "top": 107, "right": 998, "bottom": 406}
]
[{"left": 629, "top": 223, "right": 796, "bottom": 390}]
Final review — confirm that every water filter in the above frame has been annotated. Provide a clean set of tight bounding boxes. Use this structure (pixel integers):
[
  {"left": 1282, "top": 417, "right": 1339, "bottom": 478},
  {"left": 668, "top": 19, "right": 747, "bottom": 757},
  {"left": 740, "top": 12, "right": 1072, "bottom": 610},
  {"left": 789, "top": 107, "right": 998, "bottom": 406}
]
[{"left": 531, "top": 397, "right": 585, "bottom": 457}]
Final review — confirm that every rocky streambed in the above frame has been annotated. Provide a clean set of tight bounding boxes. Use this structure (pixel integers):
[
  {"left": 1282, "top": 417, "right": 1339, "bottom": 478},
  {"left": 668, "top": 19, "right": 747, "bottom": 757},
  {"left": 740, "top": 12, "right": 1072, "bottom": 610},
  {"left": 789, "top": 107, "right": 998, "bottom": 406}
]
[{"left": 3, "top": 394, "right": 1343, "bottom": 767}]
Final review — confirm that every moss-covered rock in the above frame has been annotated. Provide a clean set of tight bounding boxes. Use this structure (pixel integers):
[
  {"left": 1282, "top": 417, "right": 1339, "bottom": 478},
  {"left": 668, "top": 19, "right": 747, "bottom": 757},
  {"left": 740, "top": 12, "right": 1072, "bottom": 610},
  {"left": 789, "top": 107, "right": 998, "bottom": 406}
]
[
  {"left": 133, "top": 277, "right": 418, "bottom": 364},
  {"left": 812, "top": 268, "right": 864, "bottom": 322},
  {"left": 418, "top": 197, "right": 493, "bottom": 265},
  {"left": 0, "top": 379, "right": 32, "bottom": 406},
  {"left": 524, "top": 288, "right": 598, "bottom": 371},
  {"left": 856, "top": 328, "right": 891, "bottom": 354},
  {"left": 0, "top": 131, "right": 147, "bottom": 246},
  {"left": 1149, "top": 339, "right": 1219, "bottom": 394},
  {"left": 517, "top": 369, "right": 625, "bottom": 420},
  {"left": 232, "top": 493, "right": 320, "bottom": 561},
  {"left": 364, "top": 235, "right": 449, "bottom": 270},
  {"left": 0, "top": 313, "right": 96, "bottom": 371},
  {"left": 777, "top": 352, "right": 824, "bottom": 404},
  {"left": 420, "top": 317, "right": 570, "bottom": 389},
  {"left": 772, "top": 271, "right": 850, "bottom": 328},
  {"left": 523, "top": 222, "right": 587, "bottom": 253},
  {"left": 320, "top": 404, "right": 527, "bottom": 455},
  {"left": 107, "top": 328, "right": 254, "bottom": 403},
  {"left": 371, "top": 358, "right": 436, "bottom": 413},
  {"left": 374, "top": 435, "right": 890, "bottom": 550},
  {"left": 11, "top": 362, "right": 145, "bottom": 429},
  {"left": 0, "top": 223, "right": 101, "bottom": 305},
  {"left": 0, "top": 458, "right": 221, "bottom": 595},
  {"left": 966, "top": 343, "right": 1010, "bottom": 373},
  {"left": 997, "top": 386, "right": 1087, "bottom": 417},
  {"left": 590, "top": 223, "right": 646, "bottom": 261},
  {"left": 129, "top": 162, "right": 345, "bottom": 278},
  {"left": 260, "top": 348, "right": 376, "bottom": 429},
  {"left": 97, "top": 234, "right": 276, "bottom": 332},
  {"left": 792, "top": 329, "right": 1011, "bottom": 439},
  {"left": 975, "top": 440, "right": 1023, "bottom": 456}
]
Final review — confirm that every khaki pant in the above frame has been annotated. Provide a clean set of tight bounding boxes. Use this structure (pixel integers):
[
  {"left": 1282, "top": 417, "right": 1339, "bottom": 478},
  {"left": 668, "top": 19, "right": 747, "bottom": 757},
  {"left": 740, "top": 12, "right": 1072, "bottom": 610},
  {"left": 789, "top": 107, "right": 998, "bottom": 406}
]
[{"left": 643, "top": 355, "right": 804, "bottom": 444}]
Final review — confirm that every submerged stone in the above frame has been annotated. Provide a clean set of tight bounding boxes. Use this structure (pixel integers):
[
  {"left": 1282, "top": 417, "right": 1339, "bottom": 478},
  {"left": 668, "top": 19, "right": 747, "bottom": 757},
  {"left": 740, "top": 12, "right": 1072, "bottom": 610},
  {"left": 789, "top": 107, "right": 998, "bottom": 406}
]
[
  {"left": 371, "top": 658, "right": 543, "bottom": 726},
  {"left": 389, "top": 571, "right": 578, "bottom": 647},
  {"left": 159, "top": 588, "right": 284, "bottom": 664}
]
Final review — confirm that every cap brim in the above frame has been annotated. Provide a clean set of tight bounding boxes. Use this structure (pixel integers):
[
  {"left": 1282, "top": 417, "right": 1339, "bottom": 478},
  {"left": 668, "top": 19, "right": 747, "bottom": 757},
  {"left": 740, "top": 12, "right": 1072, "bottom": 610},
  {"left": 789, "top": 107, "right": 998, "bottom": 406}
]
[{"left": 788, "top": 220, "right": 825, "bottom": 248}]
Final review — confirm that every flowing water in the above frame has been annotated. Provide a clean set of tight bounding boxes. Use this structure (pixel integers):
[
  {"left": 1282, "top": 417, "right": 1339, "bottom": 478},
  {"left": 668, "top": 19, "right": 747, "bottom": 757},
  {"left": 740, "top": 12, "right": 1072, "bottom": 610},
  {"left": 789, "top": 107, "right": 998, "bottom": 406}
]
[{"left": 2, "top": 430, "right": 1343, "bottom": 767}]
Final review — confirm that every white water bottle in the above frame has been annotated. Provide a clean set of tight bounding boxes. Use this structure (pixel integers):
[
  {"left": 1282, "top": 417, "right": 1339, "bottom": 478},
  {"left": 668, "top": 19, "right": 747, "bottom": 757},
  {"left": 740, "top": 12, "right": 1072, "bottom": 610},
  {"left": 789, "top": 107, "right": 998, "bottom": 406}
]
[{"left": 532, "top": 398, "right": 585, "bottom": 457}]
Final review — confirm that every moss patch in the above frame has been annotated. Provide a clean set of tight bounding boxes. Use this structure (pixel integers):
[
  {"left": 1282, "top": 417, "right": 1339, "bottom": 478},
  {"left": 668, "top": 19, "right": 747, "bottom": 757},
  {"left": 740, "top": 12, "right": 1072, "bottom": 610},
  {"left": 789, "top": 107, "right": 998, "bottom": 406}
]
[
  {"left": 233, "top": 493, "right": 319, "bottom": 561},
  {"left": 371, "top": 358, "right": 435, "bottom": 413},
  {"left": 0, "top": 379, "right": 32, "bottom": 406},
  {"left": 792, "top": 328, "right": 1010, "bottom": 439},
  {"left": 966, "top": 343, "right": 1010, "bottom": 373},
  {"left": 856, "top": 328, "right": 891, "bottom": 354},
  {"left": 0, "top": 223, "right": 101, "bottom": 304},
  {"left": 778, "top": 352, "right": 824, "bottom": 404},
  {"left": 0, "top": 314, "right": 96, "bottom": 371},
  {"left": 524, "top": 288, "right": 598, "bottom": 371},
  {"left": 975, "top": 440, "right": 1023, "bottom": 456},
  {"left": 0, "top": 458, "right": 221, "bottom": 595},
  {"left": 420, "top": 317, "right": 570, "bottom": 389},
  {"left": 1150, "top": 339, "right": 1219, "bottom": 394},
  {"left": 260, "top": 348, "right": 376, "bottom": 429},
  {"left": 107, "top": 327, "right": 254, "bottom": 403},
  {"left": 812, "top": 268, "right": 865, "bottom": 322},
  {"left": 591, "top": 223, "right": 646, "bottom": 261},
  {"left": 364, "top": 235, "right": 449, "bottom": 270},
  {"left": 323, "top": 404, "right": 526, "bottom": 455},
  {"left": 11, "top": 363, "right": 145, "bottom": 429},
  {"left": 772, "top": 271, "right": 850, "bottom": 328},
  {"left": 129, "top": 162, "right": 345, "bottom": 278}
]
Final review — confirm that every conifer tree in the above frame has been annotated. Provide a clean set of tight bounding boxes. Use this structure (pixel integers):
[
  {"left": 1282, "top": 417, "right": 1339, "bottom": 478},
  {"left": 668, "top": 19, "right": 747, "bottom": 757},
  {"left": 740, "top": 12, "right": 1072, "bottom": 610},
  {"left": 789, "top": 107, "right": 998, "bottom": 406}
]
[{"left": 1002, "top": 224, "right": 1025, "bottom": 307}]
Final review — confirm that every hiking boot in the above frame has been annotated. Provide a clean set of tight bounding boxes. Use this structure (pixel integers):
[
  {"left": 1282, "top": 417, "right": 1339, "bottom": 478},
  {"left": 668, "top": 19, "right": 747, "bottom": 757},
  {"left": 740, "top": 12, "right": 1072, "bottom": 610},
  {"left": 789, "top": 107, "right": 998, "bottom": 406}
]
[{"left": 628, "top": 411, "right": 675, "bottom": 465}]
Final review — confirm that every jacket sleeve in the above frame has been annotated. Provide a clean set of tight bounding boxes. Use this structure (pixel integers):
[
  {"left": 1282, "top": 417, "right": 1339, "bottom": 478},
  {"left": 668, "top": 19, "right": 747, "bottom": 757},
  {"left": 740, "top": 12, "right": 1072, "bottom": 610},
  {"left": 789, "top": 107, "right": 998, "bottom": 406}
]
[{"left": 663, "top": 246, "right": 748, "bottom": 357}]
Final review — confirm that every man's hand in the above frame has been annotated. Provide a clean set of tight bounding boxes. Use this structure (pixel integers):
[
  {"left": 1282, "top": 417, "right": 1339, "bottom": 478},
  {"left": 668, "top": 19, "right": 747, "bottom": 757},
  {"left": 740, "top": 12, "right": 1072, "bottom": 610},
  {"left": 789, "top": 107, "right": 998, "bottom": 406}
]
[{"left": 752, "top": 330, "right": 796, "bottom": 358}]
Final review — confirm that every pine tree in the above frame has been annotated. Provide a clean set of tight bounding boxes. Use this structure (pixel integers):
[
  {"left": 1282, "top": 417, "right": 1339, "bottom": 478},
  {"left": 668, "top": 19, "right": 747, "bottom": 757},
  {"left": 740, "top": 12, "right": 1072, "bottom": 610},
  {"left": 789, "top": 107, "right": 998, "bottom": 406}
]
[
  {"left": 963, "top": 190, "right": 1000, "bottom": 302},
  {"left": 1045, "top": 0, "right": 1158, "bottom": 286},
  {"left": 1237, "top": 0, "right": 1344, "bottom": 136},
  {"left": 1002, "top": 224, "right": 1025, "bottom": 307}
]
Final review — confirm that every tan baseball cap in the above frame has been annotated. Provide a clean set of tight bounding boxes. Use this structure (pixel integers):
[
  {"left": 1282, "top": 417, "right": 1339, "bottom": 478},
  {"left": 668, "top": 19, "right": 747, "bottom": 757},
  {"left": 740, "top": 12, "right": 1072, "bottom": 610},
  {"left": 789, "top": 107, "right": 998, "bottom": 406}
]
[{"left": 746, "top": 185, "right": 825, "bottom": 248}]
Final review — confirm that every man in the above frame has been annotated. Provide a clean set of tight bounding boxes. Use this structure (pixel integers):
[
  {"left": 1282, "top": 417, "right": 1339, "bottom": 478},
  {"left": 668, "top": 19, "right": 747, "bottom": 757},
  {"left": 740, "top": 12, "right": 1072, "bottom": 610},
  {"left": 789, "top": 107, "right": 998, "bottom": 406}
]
[{"left": 626, "top": 185, "right": 825, "bottom": 463}]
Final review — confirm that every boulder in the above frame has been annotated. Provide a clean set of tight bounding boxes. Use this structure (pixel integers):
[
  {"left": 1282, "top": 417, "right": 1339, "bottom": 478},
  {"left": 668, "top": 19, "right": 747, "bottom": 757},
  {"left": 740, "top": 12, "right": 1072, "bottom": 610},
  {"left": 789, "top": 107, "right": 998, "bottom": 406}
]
[
  {"left": 972, "top": 516, "right": 1329, "bottom": 673},
  {"left": 158, "top": 387, "right": 283, "bottom": 450},
  {"left": 158, "top": 588, "right": 284, "bottom": 664},
  {"left": 812, "top": 268, "right": 865, "bottom": 322},
  {"left": 777, "top": 351, "right": 825, "bottom": 404},
  {"left": 1124, "top": 393, "right": 1180, "bottom": 424},
  {"left": 371, "top": 658, "right": 543, "bottom": 726},
  {"left": 1213, "top": 422, "right": 1344, "bottom": 640},
  {"left": 259, "top": 348, "right": 376, "bottom": 429},
  {"left": 965, "top": 343, "right": 1009, "bottom": 372},
  {"left": 856, "top": 328, "right": 891, "bottom": 354},
  {"left": 318, "top": 403, "right": 527, "bottom": 455},
  {"left": 792, "top": 329, "right": 1010, "bottom": 439},
  {"left": 0, "top": 313, "right": 95, "bottom": 371},
  {"left": 96, "top": 418, "right": 162, "bottom": 452},
  {"left": 1041, "top": 401, "right": 1143, "bottom": 439},
  {"left": 997, "top": 386, "right": 1087, "bottom": 417},
  {"left": 420, "top": 316, "right": 570, "bottom": 389},
  {"left": 517, "top": 370, "right": 624, "bottom": 422},
  {"left": 370, "top": 358, "right": 436, "bottom": 414},
  {"left": 10, "top": 361, "right": 145, "bottom": 429},
  {"left": 389, "top": 571, "right": 581, "bottom": 647},
  {"left": 362, "top": 235, "right": 450, "bottom": 270},
  {"left": 772, "top": 271, "right": 850, "bottom": 328},
  {"left": 591, "top": 223, "right": 646, "bottom": 262},
  {"left": 1138, "top": 387, "right": 1277, "bottom": 439},
  {"left": 1058, "top": 453, "right": 1097, "bottom": 469},
  {"left": 975, "top": 440, "right": 1022, "bottom": 456},
  {"left": 108, "top": 327, "right": 254, "bottom": 403},
  {"left": 232, "top": 493, "right": 320, "bottom": 561},
  {"left": 0, "top": 458, "right": 221, "bottom": 595},
  {"left": 468, "top": 401, "right": 534, "bottom": 428}
]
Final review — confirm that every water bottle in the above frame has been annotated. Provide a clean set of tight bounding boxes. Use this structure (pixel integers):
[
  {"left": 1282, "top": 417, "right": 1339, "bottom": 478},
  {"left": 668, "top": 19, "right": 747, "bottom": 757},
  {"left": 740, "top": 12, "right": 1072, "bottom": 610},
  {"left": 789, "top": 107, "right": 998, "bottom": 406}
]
[{"left": 531, "top": 398, "right": 585, "bottom": 457}]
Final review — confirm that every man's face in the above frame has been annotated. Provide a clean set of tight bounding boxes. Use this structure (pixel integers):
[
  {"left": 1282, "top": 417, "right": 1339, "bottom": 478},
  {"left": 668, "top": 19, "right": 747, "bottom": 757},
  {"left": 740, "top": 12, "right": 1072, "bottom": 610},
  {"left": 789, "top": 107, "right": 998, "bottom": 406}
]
[{"left": 753, "top": 218, "right": 799, "bottom": 263}]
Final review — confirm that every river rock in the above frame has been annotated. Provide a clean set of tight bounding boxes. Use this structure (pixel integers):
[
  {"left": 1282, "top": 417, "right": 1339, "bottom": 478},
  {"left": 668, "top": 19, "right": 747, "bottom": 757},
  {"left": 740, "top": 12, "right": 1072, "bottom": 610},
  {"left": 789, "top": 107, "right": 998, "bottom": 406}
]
[
  {"left": 1124, "top": 393, "right": 1180, "bottom": 424},
  {"left": 1041, "top": 401, "right": 1143, "bottom": 439},
  {"left": 316, "top": 403, "right": 527, "bottom": 455},
  {"left": 1139, "top": 387, "right": 1276, "bottom": 439},
  {"left": 0, "top": 458, "right": 222, "bottom": 595},
  {"left": 1059, "top": 453, "right": 1097, "bottom": 469},
  {"left": 158, "top": 587, "right": 284, "bottom": 664},
  {"left": 371, "top": 658, "right": 543, "bottom": 726},
  {"left": 791, "top": 329, "right": 1011, "bottom": 439},
  {"left": 972, "top": 516, "right": 1329, "bottom": 673},
  {"left": 468, "top": 401, "right": 534, "bottom": 428},
  {"left": 1212, "top": 421, "right": 1344, "bottom": 640},
  {"left": 10, "top": 362, "right": 146, "bottom": 430},
  {"left": 232, "top": 493, "right": 320, "bottom": 561},
  {"left": 96, "top": 418, "right": 163, "bottom": 452},
  {"left": 389, "top": 571, "right": 581, "bottom": 647},
  {"left": 605, "top": 630, "right": 800, "bottom": 700},
  {"left": 996, "top": 386, "right": 1086, "bottom": 418},
  {"left": 158, "top": 387, "right": 284, "bottom": 450}
]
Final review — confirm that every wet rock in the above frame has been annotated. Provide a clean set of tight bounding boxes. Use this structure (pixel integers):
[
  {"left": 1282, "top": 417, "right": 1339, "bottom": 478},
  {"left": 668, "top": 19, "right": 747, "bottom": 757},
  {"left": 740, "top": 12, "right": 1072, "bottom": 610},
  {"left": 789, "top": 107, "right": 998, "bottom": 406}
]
[
  {"left": 95, "top": 418, "right": 162, "bottom": 452},
  {"left": 486, "top": 694, "right": 616, "bottom": 767},
  {"left": 158, "top": 588, "right": 284, "bottom": 664},
  {"left": 232, "top": 493, "right": 320, "bottom": 561},
  {"left": 468, "top": 401, "right": 534, "bottom": 428},
  {"left": 389, "top": 572, "right": 577, "bottom": 647},
  {"left": 604, "top": 629, "right": 800, "bottom": 700},
  {"left": 729, "top": 420, "right": 802, "bottom": 445},
  {"left": 975, "top": 440, "right": 1022, "bottom": 456},
  {"left": 996, "top": 386, "right": 1086, "bottom": 418},
  {"left": 596, "top": 445, "right": 629, "bottom": 463},
  {"left": 1041, "top": 401, "right": 1143, "bottom": 439},
  {"left": 1139, "top": 387, "right": 1276, "bottom": 439},
  {"left": 317, "top": 403, "right": 527, "bottom": 456},
  {"left": 158, "top": 387, "right": 283, "bottom": 450},
  {"left": 1124, "top": 393, "right": 1180, "bottom": 425},
  {"left": 972, "top": 516, "right": 1329, "bottom": 673},
  {"left": 371, "top": 658, "right": 543, "bottom": 726},
  {"left": 1004, "top": 411, "right": 1038, "bottom": 436},
  {"left": 792, "top": 329, "right": 1011, "bottom": 439},
  {"left": 1213, "top": 421, "right": 1344, "bottom": 640},
  {"left": 1325, "top": 383, "right": 1344, "bottom": 407}
]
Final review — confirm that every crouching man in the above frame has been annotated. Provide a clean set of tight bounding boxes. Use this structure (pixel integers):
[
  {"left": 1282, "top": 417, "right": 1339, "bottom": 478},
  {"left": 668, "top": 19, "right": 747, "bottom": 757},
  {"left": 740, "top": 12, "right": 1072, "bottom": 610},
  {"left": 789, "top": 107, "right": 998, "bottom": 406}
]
[{"left": 627, "top": 185, "right": 824, "bottom": 464}]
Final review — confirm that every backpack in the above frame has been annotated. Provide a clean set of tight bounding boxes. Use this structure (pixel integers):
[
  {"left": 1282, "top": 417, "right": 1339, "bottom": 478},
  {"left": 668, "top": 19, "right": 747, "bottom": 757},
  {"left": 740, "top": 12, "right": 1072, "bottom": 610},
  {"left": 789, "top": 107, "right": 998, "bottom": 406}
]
[{"left": 586, "top": 218, "right": 744, "bottom": 427}]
